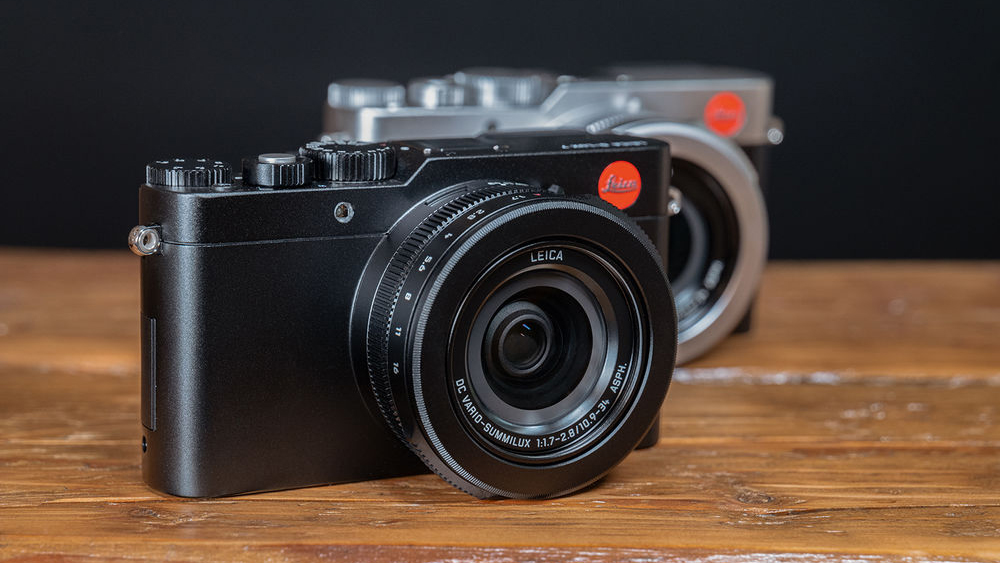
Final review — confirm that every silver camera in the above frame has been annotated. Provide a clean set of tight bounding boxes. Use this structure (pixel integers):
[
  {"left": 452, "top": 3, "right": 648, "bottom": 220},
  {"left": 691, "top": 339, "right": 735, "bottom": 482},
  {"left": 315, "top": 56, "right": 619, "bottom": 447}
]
[{"left": 322, "top": 65, "right": 782, "bottom": 364}]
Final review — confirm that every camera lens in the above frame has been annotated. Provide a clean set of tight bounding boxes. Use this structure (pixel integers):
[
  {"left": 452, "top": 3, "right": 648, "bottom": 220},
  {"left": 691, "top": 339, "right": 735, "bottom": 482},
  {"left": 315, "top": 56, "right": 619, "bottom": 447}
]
[
  {"left": 476, "top": 282, "right": 596, "bottom": 416},
  {"left": 500, "top": 319, "right": 544, "bottom": 368},
  {"left": 613, "top": 122, "right": 768, "bottom": 364},
  {"left": 481, "top": 295, "right": 593, "bottom": 413},
  {"left": 360, "top": 181, "right": 676, "bottom": 499},
  {"left": 667, "top": 159, "right": 738, "bottom": 334}
]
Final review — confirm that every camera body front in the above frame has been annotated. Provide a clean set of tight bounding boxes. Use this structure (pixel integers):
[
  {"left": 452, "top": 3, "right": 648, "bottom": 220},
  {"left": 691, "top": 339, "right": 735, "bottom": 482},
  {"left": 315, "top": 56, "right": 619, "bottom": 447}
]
[
  {"left": 323, "top": 65, "right": 782, "bottom": 363},
  {"left": 133, "top": 132, "right": 678, "bottom": 499}
]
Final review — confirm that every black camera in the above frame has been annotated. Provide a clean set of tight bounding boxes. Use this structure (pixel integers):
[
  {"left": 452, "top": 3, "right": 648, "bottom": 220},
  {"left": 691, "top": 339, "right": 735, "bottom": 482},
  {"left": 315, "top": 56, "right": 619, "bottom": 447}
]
[{"left": 130, "top": 132, "right": 678, "bottom": 499}]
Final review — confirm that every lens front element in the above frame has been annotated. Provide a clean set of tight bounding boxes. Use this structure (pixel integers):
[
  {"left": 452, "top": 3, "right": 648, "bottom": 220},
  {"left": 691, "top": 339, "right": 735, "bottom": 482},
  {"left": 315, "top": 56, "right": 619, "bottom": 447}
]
[
  {"left": 483, "top": 298, "right": 569, "bottom": 407},
  {"left": 488, "top": 301, "right": 553, "bottom": 378}
]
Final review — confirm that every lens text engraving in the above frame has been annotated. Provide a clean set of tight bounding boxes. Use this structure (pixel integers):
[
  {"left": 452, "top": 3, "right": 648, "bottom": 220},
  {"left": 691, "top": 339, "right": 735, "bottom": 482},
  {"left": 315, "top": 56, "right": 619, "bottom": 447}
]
[
  {"left": 610, "top": 364, "right": 627, "bottom": 393},
  {"left": 530, "top": 249, "right": 564, "bottom": 263}
]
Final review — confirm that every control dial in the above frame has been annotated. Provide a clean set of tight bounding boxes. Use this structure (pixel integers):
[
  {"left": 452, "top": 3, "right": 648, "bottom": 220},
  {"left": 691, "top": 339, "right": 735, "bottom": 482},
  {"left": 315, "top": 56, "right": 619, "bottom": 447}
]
[
  {"left": 146, "top": 158, "right": 231, "bottom": 188},
  {"left": 453, "top": 67, "right": 556, "bottom": 107},
  {"left": 299, "top": 141, "right": 396, "bottom": 182},
  {"left": 408, "top": 77, "right": 467, "bottom": 108},
  {"left": 242, "top": 153, "right": 312, "bottom": 188},
  {"left": 327, "top": 79, "right": 405, "bottom": 108}
]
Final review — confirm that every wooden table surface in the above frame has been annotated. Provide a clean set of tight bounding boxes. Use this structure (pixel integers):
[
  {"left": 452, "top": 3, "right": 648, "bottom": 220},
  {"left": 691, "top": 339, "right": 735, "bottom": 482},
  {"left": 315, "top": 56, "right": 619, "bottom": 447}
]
[{"left": 1, "top": 249, "right": 998, "bottom": 562}]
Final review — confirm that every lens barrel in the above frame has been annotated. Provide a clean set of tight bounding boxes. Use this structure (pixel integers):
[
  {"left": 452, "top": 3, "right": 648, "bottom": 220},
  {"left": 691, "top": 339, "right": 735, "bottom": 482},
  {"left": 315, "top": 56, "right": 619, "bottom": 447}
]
[
  {"left": 667, "top": 159, "right": 740, "bottom": 334},
  {"left": 612, "top": 121, "right": 768, "bottom": 364},
  {"left": 361, "top": 181, "right": 676, "bottom": 499}
]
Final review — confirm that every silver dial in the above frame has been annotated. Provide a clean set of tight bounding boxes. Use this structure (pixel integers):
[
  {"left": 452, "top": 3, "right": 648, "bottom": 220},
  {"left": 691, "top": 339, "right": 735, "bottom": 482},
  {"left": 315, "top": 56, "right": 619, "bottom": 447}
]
[
  {"left": 453, "top": 67, "right": 556, "bottom": 107},
  {"left": 327, "top": 79, "right": 405, "bottom": 108},
  {"left": 407, "top": 77, "right": 467, "bottom": 108}
]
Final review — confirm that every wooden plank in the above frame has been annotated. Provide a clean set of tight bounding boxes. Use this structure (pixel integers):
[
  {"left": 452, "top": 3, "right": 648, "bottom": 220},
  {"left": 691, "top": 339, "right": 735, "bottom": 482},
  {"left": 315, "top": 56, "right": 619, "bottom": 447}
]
[
  {"left": 2, "top": 365, "right": 998, "bottom": 560},
  {"left": 2, "top": 251, "right": 999, "bottom": 377},
  {"left": 690, "top": 261, "right": 1000, "bottom": 378},
  {"left": 0, "top": 249, "right": 138, "bottom": 374},
  {"left": 1, "top": 250, "right": 999, "bottom": 561}
]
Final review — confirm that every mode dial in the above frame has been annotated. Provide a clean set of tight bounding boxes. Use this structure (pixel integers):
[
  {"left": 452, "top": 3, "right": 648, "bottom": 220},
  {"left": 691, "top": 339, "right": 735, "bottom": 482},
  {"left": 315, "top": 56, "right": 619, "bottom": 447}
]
[
  {"left": 453, "top": 67, "right": 556, "bottom": 107},
  {"left": 327, "top": 79, "right": 405, "bottom": 109},
  {"left": 408, "top": 77, "right": 467, "bottom": 108},
  {"left": 241, "top": 153, "right": 312, "bottom": 188},
  {"left": 146, "top": 158, "right": 231, "bottom": 188},
  {"left": 299, "top": 141, "right": 396, "bottom": 182}
]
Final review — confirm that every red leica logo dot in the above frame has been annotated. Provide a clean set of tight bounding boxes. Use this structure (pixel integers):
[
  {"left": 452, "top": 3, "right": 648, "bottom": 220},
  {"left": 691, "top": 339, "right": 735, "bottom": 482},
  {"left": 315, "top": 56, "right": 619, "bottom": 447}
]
[
  {"left": 597, "top": 161, "right": 642, "bottom": 209},
  {"left": 704, "top": 91, "right": 747, "bottom": 137}
]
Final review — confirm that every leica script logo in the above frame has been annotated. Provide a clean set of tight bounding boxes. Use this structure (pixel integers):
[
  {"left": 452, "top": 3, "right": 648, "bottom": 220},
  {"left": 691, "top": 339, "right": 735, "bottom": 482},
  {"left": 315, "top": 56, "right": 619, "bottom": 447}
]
[
  {"left": 597, "top": 161, "right": 642, "bottom": 209},
  {"left": 703, "top": 91, "right": 747, "bottom": 137}
]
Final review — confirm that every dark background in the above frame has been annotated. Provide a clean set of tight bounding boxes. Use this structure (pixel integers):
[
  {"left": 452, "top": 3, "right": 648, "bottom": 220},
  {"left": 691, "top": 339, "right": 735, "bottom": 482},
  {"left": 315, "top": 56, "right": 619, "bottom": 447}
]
[{"left": 1, "top": 1, "right": 997, "bottom": 258}]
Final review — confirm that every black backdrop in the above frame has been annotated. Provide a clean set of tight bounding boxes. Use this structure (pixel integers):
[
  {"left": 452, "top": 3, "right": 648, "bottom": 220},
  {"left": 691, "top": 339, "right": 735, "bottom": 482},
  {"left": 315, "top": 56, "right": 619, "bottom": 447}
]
[{"left": 2, "top": 1, "right": 997, "bottom": 258}]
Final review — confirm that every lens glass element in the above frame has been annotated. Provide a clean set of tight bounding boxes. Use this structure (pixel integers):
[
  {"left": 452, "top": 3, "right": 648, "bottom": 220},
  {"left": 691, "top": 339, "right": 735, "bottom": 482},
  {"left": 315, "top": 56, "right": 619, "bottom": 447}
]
[
  {"left": 489, "top": 302, "right": 552, "bottom": 374},
  {"left": 500, "top": 317, "right": 546, "bottom": 370},
  {"left": 482, "top": 291, "right": 591, "bottom": 411}
]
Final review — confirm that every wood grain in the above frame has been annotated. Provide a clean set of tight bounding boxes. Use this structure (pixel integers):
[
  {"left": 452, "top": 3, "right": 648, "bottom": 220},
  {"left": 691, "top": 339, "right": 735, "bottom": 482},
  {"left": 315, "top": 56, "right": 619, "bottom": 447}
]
[{"left": 1, "top": 249, "right": 998, "bottom": 562}]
